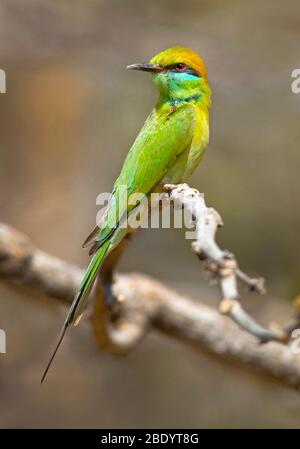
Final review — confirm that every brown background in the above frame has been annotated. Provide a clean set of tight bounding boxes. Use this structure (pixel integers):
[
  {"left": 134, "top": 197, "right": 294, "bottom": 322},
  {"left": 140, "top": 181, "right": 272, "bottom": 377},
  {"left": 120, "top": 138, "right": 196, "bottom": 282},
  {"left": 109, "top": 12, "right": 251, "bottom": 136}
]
[{"left": 0, "top": 0, "right": 300, "bottom": 428}]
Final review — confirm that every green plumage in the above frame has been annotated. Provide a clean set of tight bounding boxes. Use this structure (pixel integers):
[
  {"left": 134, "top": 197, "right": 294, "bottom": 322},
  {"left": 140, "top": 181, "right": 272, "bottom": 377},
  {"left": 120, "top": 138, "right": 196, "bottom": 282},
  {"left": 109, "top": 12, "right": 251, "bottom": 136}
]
[
  {"left": 42, "top": 46, "right": 211, "bottom": 382},
  {"left": 89, "top": 104, "right": 197, "bottom": 252}
]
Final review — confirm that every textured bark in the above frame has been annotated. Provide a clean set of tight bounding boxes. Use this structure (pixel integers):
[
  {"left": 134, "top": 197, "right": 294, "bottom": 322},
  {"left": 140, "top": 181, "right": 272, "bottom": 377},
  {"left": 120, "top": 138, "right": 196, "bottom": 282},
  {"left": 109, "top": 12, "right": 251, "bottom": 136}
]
[{"left": 0, "top": 220, "right": 300, "bottom": 390}]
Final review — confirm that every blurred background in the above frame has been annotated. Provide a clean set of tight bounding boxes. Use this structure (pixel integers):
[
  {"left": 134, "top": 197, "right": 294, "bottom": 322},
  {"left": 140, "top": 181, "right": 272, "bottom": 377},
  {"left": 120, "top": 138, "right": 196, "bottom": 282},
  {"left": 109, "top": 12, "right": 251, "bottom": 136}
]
[{"left": 0, "top": 0, "right": 300, "bottom": 428}]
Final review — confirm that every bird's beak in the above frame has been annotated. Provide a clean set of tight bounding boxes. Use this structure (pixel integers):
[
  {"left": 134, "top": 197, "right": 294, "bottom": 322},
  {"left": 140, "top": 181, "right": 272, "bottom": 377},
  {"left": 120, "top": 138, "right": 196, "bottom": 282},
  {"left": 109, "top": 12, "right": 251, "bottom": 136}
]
[{"left": 126, "top": 63, "right": 162, "bottom": 73}]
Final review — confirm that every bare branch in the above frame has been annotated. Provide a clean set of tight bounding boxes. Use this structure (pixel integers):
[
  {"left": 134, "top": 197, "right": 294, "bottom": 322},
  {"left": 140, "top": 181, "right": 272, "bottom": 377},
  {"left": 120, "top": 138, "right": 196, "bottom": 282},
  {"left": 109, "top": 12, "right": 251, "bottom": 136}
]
[
  {"left": 0, "top": 222, "right": 300, "bottom": 390},
  {"left": 164, "top": 184, "right": 288, "bottom": 341}
]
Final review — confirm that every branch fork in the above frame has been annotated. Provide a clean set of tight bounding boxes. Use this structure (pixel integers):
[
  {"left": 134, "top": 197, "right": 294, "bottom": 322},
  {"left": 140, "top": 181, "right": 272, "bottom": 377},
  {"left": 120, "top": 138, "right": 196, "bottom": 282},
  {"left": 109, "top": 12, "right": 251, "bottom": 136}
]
[
  {"left": 1, "top": 183, "right": 300, "bottom": 390},
  {"left": 93, "top": 183, "right": 298, "bottom": 352}
]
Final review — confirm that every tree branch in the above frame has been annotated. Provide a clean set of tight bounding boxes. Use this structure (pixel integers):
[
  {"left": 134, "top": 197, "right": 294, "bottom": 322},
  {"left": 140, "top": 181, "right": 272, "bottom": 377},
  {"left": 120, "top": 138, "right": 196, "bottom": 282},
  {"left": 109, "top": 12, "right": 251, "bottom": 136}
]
[
  {"left": 0, "top": 219, "right": 300, "bottom": 390},
  {"left": 164, "top": 184, "right": 293, "bottom": 342}
]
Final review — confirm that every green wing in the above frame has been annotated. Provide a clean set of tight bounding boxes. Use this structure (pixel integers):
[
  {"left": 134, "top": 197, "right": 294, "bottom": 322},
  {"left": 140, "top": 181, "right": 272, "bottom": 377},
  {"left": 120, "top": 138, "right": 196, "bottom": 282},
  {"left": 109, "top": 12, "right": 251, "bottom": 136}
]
[
  {"left": 85, "top": 104, "right": 196, "bottom": 253},
  {"left": 41, "top": 104, "right": 196, "bottom": 383}
]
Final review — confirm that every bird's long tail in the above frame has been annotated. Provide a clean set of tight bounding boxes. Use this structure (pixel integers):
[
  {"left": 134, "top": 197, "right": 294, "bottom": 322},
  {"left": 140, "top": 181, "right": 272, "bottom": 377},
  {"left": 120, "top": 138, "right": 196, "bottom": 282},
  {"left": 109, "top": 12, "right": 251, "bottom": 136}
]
[{"left": 41, "top": 239, "right": 111, "bottom": 383}]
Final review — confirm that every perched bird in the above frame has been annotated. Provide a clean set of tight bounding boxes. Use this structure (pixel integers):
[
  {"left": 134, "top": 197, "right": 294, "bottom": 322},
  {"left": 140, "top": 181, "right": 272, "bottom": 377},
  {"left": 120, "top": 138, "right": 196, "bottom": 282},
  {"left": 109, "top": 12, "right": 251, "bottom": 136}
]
[{"left": 41, "top": 46, "right": 211, "bottom": 382}]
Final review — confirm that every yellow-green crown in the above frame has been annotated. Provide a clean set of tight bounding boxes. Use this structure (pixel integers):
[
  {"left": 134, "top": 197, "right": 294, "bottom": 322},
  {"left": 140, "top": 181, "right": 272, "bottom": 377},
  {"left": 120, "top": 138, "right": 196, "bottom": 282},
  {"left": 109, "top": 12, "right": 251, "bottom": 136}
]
[{"left": 150, "top": 46, "right": 208, "bottom": 81}]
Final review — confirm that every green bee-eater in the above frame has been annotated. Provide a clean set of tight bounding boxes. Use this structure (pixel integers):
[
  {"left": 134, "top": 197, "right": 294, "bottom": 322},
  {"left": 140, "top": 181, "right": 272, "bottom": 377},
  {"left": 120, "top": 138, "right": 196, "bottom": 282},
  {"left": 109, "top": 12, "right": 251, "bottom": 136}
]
[{"left": 42, "top": 46, "right": 211, "bottom": 382}]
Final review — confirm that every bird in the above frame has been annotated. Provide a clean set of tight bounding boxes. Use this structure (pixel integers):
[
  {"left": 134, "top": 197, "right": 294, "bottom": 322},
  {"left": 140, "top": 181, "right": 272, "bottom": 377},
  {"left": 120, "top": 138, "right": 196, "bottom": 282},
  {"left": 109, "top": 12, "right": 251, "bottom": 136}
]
[{"left": 41, "top": 45, "right": 211, "bottom": 382}]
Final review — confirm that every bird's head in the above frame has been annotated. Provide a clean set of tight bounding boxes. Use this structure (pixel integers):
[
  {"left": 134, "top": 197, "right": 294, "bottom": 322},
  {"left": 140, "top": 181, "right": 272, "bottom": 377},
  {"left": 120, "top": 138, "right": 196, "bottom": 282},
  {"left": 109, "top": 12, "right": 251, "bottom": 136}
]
[{"left": 127, "top": 46, "right": 210, "bottom": 106}]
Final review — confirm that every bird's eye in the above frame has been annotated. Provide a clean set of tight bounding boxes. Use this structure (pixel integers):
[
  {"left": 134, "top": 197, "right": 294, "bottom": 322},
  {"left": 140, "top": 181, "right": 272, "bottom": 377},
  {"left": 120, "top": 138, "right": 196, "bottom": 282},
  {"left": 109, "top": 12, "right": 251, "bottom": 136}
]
[{"left": 175, "top": 63, "right": 186, "bottom": 72}]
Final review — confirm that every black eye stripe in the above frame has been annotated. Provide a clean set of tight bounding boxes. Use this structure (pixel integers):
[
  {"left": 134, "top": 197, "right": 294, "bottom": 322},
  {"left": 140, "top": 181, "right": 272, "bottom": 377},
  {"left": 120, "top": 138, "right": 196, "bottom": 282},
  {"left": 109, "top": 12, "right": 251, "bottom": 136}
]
[
  {"left": 186, "top": 68, "right": 200, "bottom": 77},
  {"left": 165, "top": 64, "right": 200, "bottom": 77}
]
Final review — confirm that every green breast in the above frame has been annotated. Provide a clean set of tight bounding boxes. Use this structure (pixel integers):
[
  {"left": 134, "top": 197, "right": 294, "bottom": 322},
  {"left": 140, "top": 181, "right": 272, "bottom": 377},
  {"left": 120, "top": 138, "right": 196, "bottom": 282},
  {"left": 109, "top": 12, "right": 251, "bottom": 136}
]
[{"left": 164, "top": 104, "right": 209, "bottom": 183}]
